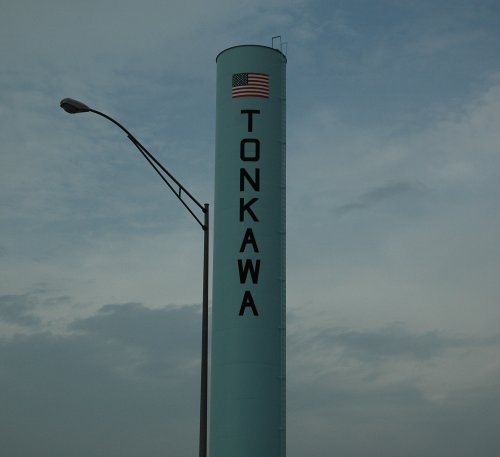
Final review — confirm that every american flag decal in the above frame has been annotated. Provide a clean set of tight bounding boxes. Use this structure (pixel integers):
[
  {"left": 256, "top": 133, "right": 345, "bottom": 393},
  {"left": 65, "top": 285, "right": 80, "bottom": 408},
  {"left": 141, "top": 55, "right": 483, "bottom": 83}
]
[{"left": 232, "top": 73, "right": 269, "bottom": 98}]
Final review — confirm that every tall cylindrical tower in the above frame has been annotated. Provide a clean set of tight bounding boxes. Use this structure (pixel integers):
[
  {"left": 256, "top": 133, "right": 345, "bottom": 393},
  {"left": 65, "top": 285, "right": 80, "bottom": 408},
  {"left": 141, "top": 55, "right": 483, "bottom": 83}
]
[{"left": 210, "top": 45, "right": 286, "bottom": 457}]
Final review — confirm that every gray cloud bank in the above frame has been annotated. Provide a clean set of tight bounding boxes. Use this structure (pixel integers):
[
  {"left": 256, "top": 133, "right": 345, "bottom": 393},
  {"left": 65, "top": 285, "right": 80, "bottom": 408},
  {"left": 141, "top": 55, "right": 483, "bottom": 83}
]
[
  {"left": 335, "top": 181, "right": 425, "bottom": 216},
  {"left": 1, "top": 297, "right": 499, "bottom": 457},
  {"left": 1, "top": 301, "right": 202, "bottom": 457},
  {"left": 288, "top": 322, "right": 500, "bottom": 457}
]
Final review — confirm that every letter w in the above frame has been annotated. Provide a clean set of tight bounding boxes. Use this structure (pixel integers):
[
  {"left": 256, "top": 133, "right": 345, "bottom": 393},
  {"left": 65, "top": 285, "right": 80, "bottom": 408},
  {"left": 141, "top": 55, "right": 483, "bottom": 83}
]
[{"left": 238, "top": 259, "right": 261, "bottom": 284}]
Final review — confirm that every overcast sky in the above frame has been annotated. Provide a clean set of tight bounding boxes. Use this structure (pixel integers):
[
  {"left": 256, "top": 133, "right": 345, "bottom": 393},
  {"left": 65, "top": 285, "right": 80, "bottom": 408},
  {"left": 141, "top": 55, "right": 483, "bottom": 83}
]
[{"left": 1, "top": 0, "right": 500, "bottom": 456}]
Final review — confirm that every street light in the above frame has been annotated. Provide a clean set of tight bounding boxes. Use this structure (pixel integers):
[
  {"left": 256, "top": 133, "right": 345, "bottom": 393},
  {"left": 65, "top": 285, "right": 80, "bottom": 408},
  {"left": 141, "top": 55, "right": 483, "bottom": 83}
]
[{"left": 60, "top": 98, "right": 209, "bottom": 457}]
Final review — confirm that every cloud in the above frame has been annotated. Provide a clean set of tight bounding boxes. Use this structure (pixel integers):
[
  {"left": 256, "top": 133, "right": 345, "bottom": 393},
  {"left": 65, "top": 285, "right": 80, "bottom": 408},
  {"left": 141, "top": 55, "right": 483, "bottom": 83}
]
[
  {"left": 0, "top": 286, "right": 70, "bottom": 328},
  {"left": 71, "top": 302, "right": 202, "bottom": 375},
  {"left": 288, "top": 375, "right": 500, "bottom": 457},
  {"left": 287, "top": 320, "right": 500, "bottom": 457},
  {"left": 335, "top": 181, "right": 422, "bottom": 216},
  {"left": 299, "top": 322, "right": 470, "bottom": 361},
  {"left": 1, "top": 297, "right": 499, "bottom": 457},
  {"left": 0, "top": 293, "right": 41, "bottom": 327},
  {"left": 0, "top": 302, "right": 202, "bottom": 457}
]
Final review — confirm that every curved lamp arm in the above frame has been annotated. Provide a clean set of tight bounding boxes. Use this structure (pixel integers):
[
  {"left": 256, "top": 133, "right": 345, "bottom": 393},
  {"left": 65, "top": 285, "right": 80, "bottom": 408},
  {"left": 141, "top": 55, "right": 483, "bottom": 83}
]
[{"left": 60, "top": 98, "right": 207, "bottom": 230}]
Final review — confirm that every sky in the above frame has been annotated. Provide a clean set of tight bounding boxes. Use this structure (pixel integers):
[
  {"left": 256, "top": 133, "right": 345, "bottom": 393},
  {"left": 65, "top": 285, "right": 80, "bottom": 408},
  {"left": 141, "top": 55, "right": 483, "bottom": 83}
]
[{"left": 1, "top": 0, "right": 500, "bottom": 455}]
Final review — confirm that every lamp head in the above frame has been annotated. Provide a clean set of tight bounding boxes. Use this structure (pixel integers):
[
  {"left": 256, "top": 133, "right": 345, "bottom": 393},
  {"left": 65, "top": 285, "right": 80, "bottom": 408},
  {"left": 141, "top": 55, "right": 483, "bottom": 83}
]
[{"left": 60, "top": 98, "right": 90, "bottom": 114}]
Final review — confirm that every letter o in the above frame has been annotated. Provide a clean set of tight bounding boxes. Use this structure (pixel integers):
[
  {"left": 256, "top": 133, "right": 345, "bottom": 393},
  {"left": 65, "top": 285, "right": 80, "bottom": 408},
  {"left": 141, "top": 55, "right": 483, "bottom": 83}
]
[{"left": 240, "top": 138, "right": 260, "bottom": 161}]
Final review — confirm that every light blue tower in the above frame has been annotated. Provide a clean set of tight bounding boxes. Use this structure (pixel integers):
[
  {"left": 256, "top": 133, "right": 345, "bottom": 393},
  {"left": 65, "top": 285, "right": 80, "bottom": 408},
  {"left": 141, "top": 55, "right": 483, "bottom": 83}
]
[{"left": 210, "top": 45, "right": 287, "bottom": 457}]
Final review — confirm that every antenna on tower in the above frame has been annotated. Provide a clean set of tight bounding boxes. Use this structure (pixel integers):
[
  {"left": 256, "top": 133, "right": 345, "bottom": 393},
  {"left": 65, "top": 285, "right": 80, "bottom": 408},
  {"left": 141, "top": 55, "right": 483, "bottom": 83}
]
[{"left": 272, "top": 36, "right": 287, "bottom": 55}]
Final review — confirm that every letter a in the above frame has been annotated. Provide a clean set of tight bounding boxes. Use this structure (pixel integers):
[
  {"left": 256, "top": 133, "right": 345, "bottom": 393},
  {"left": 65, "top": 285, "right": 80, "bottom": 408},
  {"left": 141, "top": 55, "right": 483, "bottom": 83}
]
[
  {"left": 239, "top": 290, "right": 259, "bottom": 316},
  {"left": 239, "top": 228, "right": 259, "bottom": 253}
]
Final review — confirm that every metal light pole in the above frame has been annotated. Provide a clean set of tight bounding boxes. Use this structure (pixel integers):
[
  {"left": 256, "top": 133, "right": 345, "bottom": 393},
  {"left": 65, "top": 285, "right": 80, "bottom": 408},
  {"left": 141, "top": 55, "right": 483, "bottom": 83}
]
[{"left": 60, "top": 98, "right": 209, "bottom": 457}]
